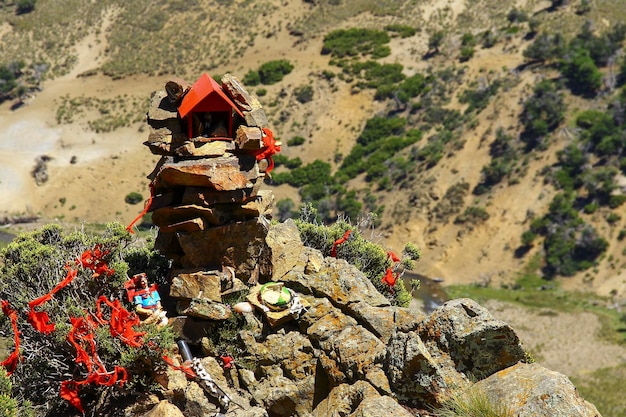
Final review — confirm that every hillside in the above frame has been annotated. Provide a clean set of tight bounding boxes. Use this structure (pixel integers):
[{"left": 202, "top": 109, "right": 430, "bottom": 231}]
[{"left": 1, "top": 0, "right": 626, "bottom": 299}]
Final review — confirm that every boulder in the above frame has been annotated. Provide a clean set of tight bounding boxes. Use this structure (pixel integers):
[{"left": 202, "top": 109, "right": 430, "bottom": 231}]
[
  {"left": 311, "top": 381, "right": 379, "bottom": 417},
  {"left": 140, "top": 400, "right": 185, "bottom": 417},
  {"left": 386, "top": 329, "right": 467, "bottom": 406},
  {"left": 265, "top": 219, "right": 305, "bottom": 281},
  {"left": 176, "top": 298, "right": 232, "bottom": 321},
  {"left": 419, "top": 298, "right": 526, "bottom": 379},
  {"left": 475, "top": 362, "right": 602, "bottom": 417},
  {"left": 169, "top": 270, "right": 222, "bottom": 302},
  {"left": 149, "top": 155, "right": 259, "bottom": 191},
  {"left": 306, "top": 304, "right": 386, "bottom": 385},
  {"left": 279, "top": 257, "right": 390, "bottom": 309},
  {"left": 351, "top": 395, "right": 415, "bottom": 417}
]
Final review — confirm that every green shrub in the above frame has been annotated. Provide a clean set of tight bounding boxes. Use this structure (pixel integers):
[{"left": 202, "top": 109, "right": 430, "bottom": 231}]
[
  {"left": 16, "top": 0, "right": 37, "bottom": 14},
  {"left": 459, "top": 46, "right": 475, "bottom": 62},
  {"left": 322, "top": 28, "right": 391, "bottom": 58},
  {"left": 243, "top": 70, "right": 261, "bottom": 86},
  {"left": 428, "top": 30, "right": 445, "bottom": 53},
  {"left": 294, "top": 84, "right": 314, "bottom": 103},
  {"left": 294, "top": 207, "right": 414, "bottom": 307},
  {"left": 607, "top": 212, "right": 621, "bottom": 224},
  {"left": 257, "top": 59, "right": 294, "bottom": 85},
  {"left": 523, "top": 32, "right": 566, "bottom": 62},
  {"left": 609, "top": 195, "right": 626, "bottom": 209},
  {"left": 0, "top": 65, "right": 17, "bottom": 96},
  {"left": 385, "top": 24, "right": 416, "bottom": 38},
  {"left": 459, "top": 80, "right": 501, "bottom": 114},
  {"left": 507, "top": 7, "right": 528, "bottom": 24},
  {"left": 455, "top": 206, "right": 490, "bottom": 225},
  {"left": 560, "top": 47, "right": 602, "bottom": 95},
  {"left": 0, "top": 223, "right": 172, "bottom": 415},
  {"left": 287, "top": 136, "right": 306, "bottom": 146},
  {"left": 528, "top": 193, "right": 609, "bottom": 277},
  {"left": 125, "top": 192, "right": 144, "bottom": 205},
  {"left": 521, "top": 80, "right": 566, "bottom": 147}
]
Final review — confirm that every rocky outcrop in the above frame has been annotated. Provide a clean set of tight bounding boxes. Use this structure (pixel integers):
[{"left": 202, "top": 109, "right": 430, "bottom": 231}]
[
  {"left": 128, "top": 219, "right": 601, "bottom": 417},
  {"left": 475, "top": 362, "right": 601, "bottom": 417},
  {"left": 131, "top": 75, "right": 601, "bottom": 417}
]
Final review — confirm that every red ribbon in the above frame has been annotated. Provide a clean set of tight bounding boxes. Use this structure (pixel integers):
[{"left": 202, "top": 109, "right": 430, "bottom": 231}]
[
  {"left": 331, "top": 230, "right": 352, "bottom": 257},
  {"left": 387, "top": 251, "right": 400, "bottom": 263},
  {"left": 95, "top": 296, "right": 145, "bottom": 348},
  {"left": 63, "top": 314, "right": 130, "bottom": 412},
  {"left": 0, "top": 301, "right": 20, "bottom": 374},
  {"left": 381, "top": 251, "right": 402, "bottom": 288},
  {"left": 162, "top": 355, "right": 197, "bottom": 379},
  {"left": 255, "top": 128, "right": 281, "bottom": 174},
  {"left": 126, "top": 183, "right": 155, "bottom": 234}
]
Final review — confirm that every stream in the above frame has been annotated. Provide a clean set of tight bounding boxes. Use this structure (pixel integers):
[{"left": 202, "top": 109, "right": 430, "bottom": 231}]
[{"left": 403, "top": 271, "right": 449, "bottom": 314}]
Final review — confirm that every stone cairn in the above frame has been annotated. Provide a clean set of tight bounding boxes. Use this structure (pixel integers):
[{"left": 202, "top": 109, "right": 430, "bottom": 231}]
[{"left": 141, "top": 73, "right": 280, "bottom": 324}]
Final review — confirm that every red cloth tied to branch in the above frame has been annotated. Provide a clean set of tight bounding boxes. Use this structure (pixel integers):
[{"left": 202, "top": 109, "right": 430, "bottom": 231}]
[
  {"left": 27, "top": 267, "right": 78, "bottom": 334},
  {"left": 0, "top": 301, "right": 21, "bottom": 375},
  {"left": 60, "top": 366, "right": 128, "bottom": 414},
  {"left": 79, "top": 245, "right": 114, "bottom": 277},
  {"left": 255, "top": 128, "right": 281, "bottom": 174},
  {"left": 63, "top": 315, "right": 130, "bottom": 412},
  {"left": 381, "top": 268, "right": 398, "bottom": 287},
  {"left": 27, "top": 244, "right": 112, "bottom": 334},
  {"left": 331, "top": 230, "right": 351, "bottom": 258},
  {"left": 387, "top": 251, "right": 401, "bottom": 263},
  {"left": 95, "top": 296, "right": 145, "bottom": 348}
]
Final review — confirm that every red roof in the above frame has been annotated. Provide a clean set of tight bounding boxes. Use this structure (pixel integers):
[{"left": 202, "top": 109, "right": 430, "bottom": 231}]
[{"left": 178, "top": 73, "right": 244, "bottom": 119}]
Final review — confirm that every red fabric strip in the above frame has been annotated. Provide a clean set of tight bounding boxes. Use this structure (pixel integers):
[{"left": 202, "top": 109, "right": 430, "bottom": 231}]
[
  {"left": 387, "top": 251, "right": 401, "bottom": 263},
  {"left": 126, "top": 183, "right": 155, "bottom": 234},
  {"left": 331, "top": 230, "right": 352, "bottom": 258},
  {"left": 162, "top": 355, "right": 197, "bottom": 379},
  {"left": 0, "top": 301, "right": 20, "bottom": 374},
  {"left": 255, "top": 128, "right": 281, "bottom": 174}
]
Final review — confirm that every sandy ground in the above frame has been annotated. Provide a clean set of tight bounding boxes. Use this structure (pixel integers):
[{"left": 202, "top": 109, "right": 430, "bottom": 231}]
[{"left": 484, "top": 300, "right": 626, "bottom": 379}]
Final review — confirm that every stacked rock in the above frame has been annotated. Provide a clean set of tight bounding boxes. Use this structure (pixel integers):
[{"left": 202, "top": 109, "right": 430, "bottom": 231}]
[{"left": 143, "top": 73, "right": 280, "bottom": 294}]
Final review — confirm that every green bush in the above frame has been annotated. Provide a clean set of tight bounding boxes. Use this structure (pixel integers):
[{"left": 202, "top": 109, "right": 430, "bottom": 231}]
[
  {"left": 287, "top": 136, "right": 306, "bottom": 146},
  {"left": 560, "top": 47, "right": 602, "bottom": 95},
  {"left": 125, "top": 191, "right": 144, "bottom": 205},
  {"left": 0, "top": 224, "right": 172, "bottom": 415},
  {"left": 523, "top": 32, "right": 566, "bottom": 62},
  {"left": 507, "top": 7, "right": 528, "bottom": 24},
  {"left": 459, "top": 46, "right": 475, "bottom": 62},
  {"left": 459, "top": 80, "right": 501, "bottom": 114},
  {"left": 385, "top": 24, "right": 416, "bottom": 38},
  {"left": 455, "top": 206, "right": 490, "bottom": 225},
  {"left": 294, "top": 207, "right": 414, "bottom": 307},
  {"left": 322, "top": 28, "right": 391, "bottom": 58},
  {"left": 242, "top": 70, "right": 261, "bottom": 86},
  {"left": 526, "top": 193, "right": 609, "bottom": 277},
  {"left": 521, "top": 80, "right": 566, "bottom": 147},
  {"left": 294, "top": 84, "right": 314, "bottom": 103},
  {"left": 16, "top": 0, "right": 37, "bottom": 14},
  {"left": 428, "top": 30, "right": 445, "bottom": 53},
  {"left": 0, "top": 65, "right": 17, "bottom": 96},
  {"left": 258, "top": 59, "right": 294, "bottom": 85}
]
